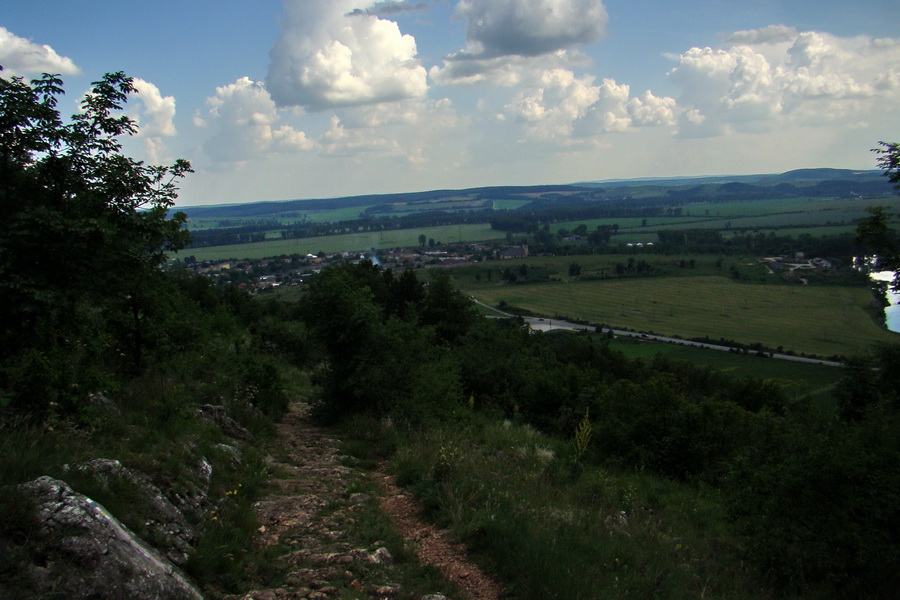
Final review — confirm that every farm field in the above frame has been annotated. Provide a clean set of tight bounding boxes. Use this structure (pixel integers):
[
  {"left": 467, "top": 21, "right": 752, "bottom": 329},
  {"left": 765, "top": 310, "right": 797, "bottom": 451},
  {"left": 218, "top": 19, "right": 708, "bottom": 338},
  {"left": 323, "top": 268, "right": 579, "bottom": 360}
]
[
  {"left": 463, "top": 275, "right": 898, "bottom": 357},
  {"left": 184, "top": 222, "right": 503, "bottom": 261},
  {"left": 556, "top": 196, "right": 900, "bottom": 238}
]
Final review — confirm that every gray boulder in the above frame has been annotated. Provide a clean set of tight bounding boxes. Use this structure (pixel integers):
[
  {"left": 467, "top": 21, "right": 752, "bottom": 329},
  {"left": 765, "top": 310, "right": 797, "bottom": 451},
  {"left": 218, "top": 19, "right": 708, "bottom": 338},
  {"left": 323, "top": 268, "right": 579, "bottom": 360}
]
[
  {"left": 65, "top": 458, "right": 196, "bottom": 566},
  {"left": 197, "top": 404, "right": 252, "bottom": 441},
  {"left": 10, "top": 476, "right": 204, "bottom": 600}
]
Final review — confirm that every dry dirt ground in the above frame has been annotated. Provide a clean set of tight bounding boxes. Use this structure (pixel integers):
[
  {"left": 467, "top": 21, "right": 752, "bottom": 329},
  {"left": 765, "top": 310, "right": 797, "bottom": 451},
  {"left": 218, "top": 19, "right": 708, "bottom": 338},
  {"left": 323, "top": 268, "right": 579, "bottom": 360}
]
[{"left": 231, "top": 402, "right": 504, "bottom": 600}]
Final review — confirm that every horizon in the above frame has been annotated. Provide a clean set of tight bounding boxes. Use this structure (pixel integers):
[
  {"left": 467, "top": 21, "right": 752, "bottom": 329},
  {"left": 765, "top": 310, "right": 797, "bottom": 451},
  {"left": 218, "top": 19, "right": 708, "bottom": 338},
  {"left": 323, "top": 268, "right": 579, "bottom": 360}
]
[
  {"left": 174, "top": 166, "right": 883, "bottom": 210},
  {"left": 2, "top": 1, "right": 898, "bottom": 207}
]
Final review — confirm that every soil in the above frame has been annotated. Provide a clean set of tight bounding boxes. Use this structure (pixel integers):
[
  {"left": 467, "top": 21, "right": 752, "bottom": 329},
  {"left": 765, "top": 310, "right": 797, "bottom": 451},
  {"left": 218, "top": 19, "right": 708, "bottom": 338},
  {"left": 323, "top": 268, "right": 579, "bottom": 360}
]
[{"left": 231, "top": 402, "right": 504, "bottom": 600}]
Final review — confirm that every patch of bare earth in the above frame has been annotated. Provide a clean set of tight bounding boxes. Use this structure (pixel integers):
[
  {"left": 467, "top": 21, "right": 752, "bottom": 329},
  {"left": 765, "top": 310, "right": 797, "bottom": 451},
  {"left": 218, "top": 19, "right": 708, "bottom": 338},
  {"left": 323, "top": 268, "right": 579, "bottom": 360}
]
[
  {"left": 230, "top": 402, "right": 504, "bottom": 600},
  {"left": 378, "top": 474, "right": 504, "bottom": 600}
]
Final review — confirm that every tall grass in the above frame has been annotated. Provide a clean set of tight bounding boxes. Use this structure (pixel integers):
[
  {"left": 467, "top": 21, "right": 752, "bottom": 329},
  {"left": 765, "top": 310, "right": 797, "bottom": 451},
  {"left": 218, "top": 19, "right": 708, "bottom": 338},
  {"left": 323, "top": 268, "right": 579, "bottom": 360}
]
[{"left": 345, "top": 414, "right": 772, "bottom": 600}]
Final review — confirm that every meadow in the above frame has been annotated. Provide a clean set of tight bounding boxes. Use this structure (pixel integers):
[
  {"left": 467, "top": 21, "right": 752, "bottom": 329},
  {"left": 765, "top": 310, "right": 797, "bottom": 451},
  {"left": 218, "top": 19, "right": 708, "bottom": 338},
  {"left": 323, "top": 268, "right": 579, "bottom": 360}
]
[
  {"left": 461, "top": 273, "right": 897, "bottom": 357},
  {"left": 184, "top": 222, "right": 503, "bottom": 261},
  {"left": 556, "top": 195, "right": 900, "bottom": 238}
]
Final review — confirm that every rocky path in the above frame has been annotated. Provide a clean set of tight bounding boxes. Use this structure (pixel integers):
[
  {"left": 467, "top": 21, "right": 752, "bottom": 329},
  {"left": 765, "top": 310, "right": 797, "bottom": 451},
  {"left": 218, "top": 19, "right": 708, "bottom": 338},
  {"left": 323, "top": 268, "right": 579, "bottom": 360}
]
[{"left": 232, "top": 402, "right": 503, "bottom": 600}]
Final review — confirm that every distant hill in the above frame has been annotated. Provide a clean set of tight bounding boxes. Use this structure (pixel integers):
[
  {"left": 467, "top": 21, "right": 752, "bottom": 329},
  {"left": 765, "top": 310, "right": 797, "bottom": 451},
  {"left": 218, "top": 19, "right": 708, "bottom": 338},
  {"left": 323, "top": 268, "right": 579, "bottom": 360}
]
[
  {"left": 177, "top": 169, "right": 892, "bottom": 223},
  {"left": 179, "top": 185, "right": 584, "bottom": 220},
  {"left": 575, "top": 168, "right": 883, "bottom": 188}
]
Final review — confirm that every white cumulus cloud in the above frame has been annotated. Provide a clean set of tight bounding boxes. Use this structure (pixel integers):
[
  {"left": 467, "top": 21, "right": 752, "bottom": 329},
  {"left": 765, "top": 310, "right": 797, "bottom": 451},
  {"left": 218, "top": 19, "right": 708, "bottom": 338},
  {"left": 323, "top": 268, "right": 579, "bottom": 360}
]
[
  {"left": 505, "top": 69, "right": 675, "bottom": 144},
  {"left": 132, "top": 79, "right": 177, "bottom": 138},
  {"left": 0, "top": 27, "right": 80, "bottom": 76},
  {"left": 669, "top": 28, "right": 900, "bottom": 138},
  {"left": 197, "top": 77, "right": 315, "bottom": 162},
  {"left": 130, "top": 78, "right": 177, "bottom": 163},
  {"left": 266, "top": 0, "right": 427, "bottom": 110},
  {"left": 321, "top": 98, "right": 467, "bottom": 166}
]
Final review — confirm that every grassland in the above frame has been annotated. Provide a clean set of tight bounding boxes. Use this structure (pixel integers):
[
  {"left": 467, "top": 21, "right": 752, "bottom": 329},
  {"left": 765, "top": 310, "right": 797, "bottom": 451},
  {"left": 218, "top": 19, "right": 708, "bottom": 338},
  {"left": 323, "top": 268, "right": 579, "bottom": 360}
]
[
  {"left": 556, "top": 195, "right": 900, "bottom": 239},
  {"left": 184, "top": 222, "right": 503, "bottom": 261},
  {"left": 462, "top": 274, "right": 897, "bottom": 357}
]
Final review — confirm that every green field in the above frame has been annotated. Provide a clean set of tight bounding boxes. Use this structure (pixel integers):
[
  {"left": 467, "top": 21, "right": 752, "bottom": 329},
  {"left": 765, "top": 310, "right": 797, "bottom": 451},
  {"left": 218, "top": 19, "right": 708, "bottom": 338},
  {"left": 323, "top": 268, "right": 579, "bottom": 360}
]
[
  {"left": 184, "top": 222, "right": 504, "bottom": 261},
  {"left": 555, "top": 196, "right": 900, "bottom": 238},
  {"left": 464, "top": 275, "right": 898, "bottom": 357}
]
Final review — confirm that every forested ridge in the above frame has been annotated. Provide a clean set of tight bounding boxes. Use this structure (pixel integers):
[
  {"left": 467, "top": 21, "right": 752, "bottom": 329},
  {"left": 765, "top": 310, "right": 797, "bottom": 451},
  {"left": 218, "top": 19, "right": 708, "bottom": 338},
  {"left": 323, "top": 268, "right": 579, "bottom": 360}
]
[{"left": 2, "top": 69, "right": 900, "bottom": 599}]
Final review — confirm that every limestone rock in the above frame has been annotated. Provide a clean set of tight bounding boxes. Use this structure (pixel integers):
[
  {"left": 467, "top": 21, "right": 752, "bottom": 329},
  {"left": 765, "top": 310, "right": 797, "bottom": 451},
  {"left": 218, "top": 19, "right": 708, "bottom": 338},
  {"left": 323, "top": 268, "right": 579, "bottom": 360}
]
[
  {"left": 11, "top": 476, "right": 204, "bottom": 600},
  {"left": 65, "top": 458, "right": 195, "bottom": 566},
  {"left": 198, "top": 404, "right": 252, "bottom": 441}
]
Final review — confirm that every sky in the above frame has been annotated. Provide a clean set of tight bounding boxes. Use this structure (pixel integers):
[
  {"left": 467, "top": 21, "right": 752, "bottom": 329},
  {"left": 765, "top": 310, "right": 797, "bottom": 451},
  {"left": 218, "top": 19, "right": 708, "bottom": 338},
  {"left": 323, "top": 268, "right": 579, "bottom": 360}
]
[{"left": 1, "top": 0, "right": 899, "bottom": 207}]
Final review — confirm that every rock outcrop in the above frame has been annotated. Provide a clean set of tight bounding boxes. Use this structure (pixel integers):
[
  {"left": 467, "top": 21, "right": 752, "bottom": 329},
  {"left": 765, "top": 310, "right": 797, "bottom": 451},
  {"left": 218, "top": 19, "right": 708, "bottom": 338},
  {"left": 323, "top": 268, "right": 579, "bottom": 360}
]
[
  {"left": 64, "top": 458, "right": 196, "bottom": 566},
  {"left": 6, "top": 476, "right": 204, "bottom": 600}
]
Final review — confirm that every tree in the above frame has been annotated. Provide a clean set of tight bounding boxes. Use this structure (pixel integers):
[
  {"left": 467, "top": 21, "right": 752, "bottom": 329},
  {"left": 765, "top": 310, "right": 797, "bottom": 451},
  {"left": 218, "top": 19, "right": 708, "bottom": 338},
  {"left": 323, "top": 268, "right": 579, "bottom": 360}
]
[
  {"left": 857, "top": 142, "right": 900, "bottom": 289},
  {"left": 0, "top": 68, "right": 192, "bottom": 407},
  {"left": 873, "top": 141, "right": 900, "bottom": 191}
]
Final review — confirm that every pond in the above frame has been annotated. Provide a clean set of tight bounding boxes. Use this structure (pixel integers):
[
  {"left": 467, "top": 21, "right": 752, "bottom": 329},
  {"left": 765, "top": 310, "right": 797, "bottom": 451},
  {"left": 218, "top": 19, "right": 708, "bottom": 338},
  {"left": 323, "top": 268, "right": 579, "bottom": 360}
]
[{"left": 871, "top": 271, "right": 900, "bottom": 333}]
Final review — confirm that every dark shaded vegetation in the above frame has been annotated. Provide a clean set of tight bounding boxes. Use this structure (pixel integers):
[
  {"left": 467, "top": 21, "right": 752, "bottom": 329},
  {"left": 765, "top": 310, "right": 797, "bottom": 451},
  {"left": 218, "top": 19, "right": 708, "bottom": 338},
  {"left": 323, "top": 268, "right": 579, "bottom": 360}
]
[
  {"left": 0, "top": 69, "right": 308, "bottom": 598},
  {"left": 303, "top": 257, "right": 900, "bottom": 599}
]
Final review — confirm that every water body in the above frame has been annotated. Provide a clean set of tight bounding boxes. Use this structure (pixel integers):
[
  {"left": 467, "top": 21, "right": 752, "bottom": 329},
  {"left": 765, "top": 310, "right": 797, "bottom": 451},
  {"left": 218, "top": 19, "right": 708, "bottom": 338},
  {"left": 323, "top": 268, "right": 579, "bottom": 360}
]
[{"left": 871, "top": 271, "right": 900, "bottom": 333}]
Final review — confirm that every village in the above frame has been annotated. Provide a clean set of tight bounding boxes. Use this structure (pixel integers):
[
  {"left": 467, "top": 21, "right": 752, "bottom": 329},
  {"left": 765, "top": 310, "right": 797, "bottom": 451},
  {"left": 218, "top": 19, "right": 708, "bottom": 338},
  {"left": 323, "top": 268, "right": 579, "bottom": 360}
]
[{"left": 174, "top": 241, "right": 535, "bottom": 292}]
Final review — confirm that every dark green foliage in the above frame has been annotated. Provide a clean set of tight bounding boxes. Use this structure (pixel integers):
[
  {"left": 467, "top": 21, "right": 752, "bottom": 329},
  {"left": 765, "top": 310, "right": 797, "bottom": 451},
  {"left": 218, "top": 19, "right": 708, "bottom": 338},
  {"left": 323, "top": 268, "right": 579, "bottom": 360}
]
[
  {"left": 873, "top": 141, "right": 900, "bottom": 191},
  {"left": 0, "top": 69, "right": 192, "bottom": 409},
  {"left": 726, "top": 412, "right": 900, "bottom": 598},
  {"left": 239, "top": 355, "right": 289, "bottom": 419},
  {"left": 300, "top": 263, "right": 478, "bottom": 423},
  {"left": 835, "top": 344, "right": 900, "bottom": 420}
]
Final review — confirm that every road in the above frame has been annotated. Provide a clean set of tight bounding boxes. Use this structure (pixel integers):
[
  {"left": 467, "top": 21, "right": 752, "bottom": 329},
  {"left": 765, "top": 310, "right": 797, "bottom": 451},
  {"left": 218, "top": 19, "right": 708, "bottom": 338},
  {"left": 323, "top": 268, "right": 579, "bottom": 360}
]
[{"left": 471, "top": 298, "right": 843, "bottom": 368}]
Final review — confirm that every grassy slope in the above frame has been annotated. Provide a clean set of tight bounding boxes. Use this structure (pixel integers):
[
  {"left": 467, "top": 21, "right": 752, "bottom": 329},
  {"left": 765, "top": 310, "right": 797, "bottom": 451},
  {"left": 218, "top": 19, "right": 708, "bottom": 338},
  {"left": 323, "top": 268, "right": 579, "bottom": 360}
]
[{"left": 344, "top": 414, "right": 770, "bottom": 600}]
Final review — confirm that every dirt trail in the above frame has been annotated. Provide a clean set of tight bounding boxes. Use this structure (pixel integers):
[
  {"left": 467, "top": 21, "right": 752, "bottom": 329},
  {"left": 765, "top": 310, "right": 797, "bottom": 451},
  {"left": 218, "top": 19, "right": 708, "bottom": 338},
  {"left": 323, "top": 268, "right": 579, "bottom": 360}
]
[{"left": 233, "top": 402, "right": 503, "bottom": 600}]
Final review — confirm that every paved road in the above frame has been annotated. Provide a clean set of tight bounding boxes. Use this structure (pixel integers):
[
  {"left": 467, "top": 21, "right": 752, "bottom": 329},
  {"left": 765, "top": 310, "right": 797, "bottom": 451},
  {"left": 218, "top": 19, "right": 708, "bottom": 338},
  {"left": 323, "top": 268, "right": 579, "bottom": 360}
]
[{"left": 472, "top": 298, "right": 843, "bottom": 368}]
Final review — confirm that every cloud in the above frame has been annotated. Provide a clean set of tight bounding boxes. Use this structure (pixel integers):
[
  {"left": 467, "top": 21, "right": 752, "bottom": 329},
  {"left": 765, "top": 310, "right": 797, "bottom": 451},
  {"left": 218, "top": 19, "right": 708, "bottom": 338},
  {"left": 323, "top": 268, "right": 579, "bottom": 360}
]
[
  {"left": 727, "top": 25, "right": 797, "bottom": 45},
  {"left": 132, "top": 79, "right": 176, "bottom": 137},
  {"left": 266, "top": 0, "right": 427, "bottom": 110},
  {"left": 668, "top": 28, "right": 900, "bottom": 138},
  {"left": 433, "top": 0, "right": 607, "bottom": 86},
  {"left": 196, "top": 77, "right": 315, "bottom": 162},
  {"left": 0, "top": 27, "right": 80, "bottom": 76},
  {"left": 456, "top": 0, "right": 607, "bottom": 59},
  {"left": 430, "top": 49, "right": 589, "bottom": 86},
  {"left": 321, "top": 97, "right": 466, "bottom": 166},
  {"left": 348, "top": 2, "right": 429, "bottom": 16},
  {"left": 504, "top": 69, "right": 675, "bottom": 143},
  {"left": 130, "top": 79, "right": 177, "bottom": 163}
]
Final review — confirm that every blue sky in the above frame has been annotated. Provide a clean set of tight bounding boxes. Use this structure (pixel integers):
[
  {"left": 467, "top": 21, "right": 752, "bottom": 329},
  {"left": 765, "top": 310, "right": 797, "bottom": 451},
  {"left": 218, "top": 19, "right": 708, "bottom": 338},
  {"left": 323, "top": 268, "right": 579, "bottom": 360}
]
[{"left": 2, "top": 0, "right": 898, "bottom": 206}]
